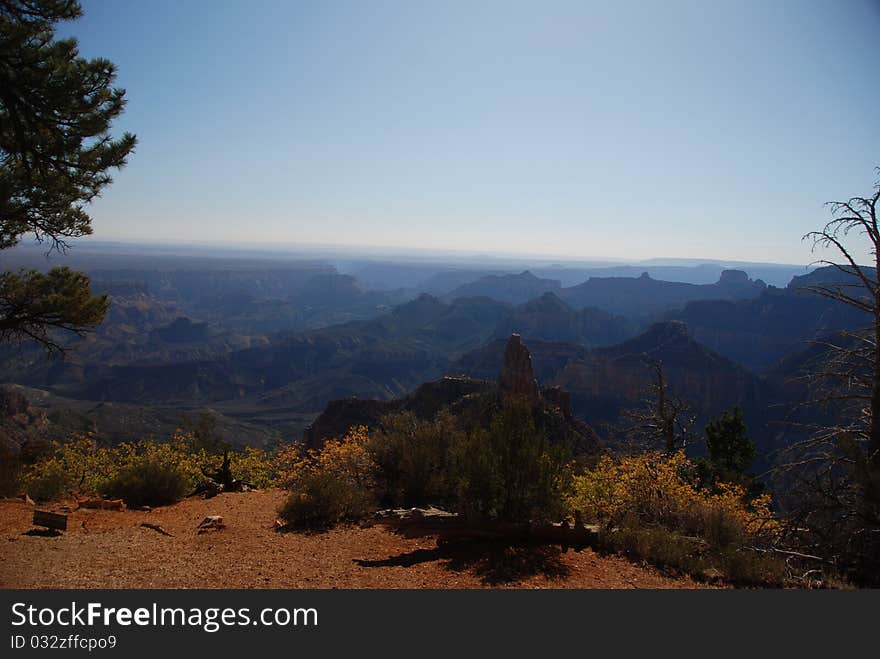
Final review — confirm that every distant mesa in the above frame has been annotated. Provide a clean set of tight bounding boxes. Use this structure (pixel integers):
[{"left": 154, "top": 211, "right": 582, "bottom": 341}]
[
  {"left": 788, "top": 264, "right": 877, "bottom": 291},
  {"left": 718, "top": 269, "right": 750, "bottom": 285},
  {"left": 447, "top": 270, "right": 562, "bottom": 305},
  {"left": 558, "top": 268, "right": 767, "bottom": 317}
]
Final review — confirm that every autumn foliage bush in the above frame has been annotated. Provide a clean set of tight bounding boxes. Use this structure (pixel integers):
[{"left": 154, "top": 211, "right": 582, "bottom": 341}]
[
  {"left": 569, "top": 451, "right": 775, "bottom": 539},
  {"left": 21, "top": 435, "right": 118, "bottom": 501},
  {"left": 568, "top": 451, "right": 784, "bottom": 584},
  {"left": 277, "top": 427, "right": 377, "bottom": 529},
  {"left": 17, "top": 433, "right": 277, "bottom": 503}
]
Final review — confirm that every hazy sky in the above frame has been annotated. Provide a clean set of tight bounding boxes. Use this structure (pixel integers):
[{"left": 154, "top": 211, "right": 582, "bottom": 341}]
[{"left": 64, "top": 0, "right": 879, "bottom": 264}]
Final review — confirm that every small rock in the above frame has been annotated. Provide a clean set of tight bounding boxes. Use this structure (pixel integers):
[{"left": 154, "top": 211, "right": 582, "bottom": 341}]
[
  {"left": 197, "top": 515, "right": 225, "bottom": 533},
  {"left": 374, "top": 506, "right": 455, "bottom": 520}
]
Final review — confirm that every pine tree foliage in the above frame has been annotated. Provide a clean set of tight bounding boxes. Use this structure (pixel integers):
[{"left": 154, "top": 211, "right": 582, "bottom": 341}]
[{"left": 0, "top": 0, "right": 136, "bottom": 350}]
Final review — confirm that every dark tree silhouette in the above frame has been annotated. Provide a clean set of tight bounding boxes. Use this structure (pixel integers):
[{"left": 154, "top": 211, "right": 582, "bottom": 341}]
[
  {"left": 802, "top": 172, "right": 880, "bottom": 459},
  {"left": 620, "top": 356, "right": 694, "bottom": 454},
  {"left": 0, "top": 0, "right": 136, "bottom": 351},
  {"left": 704, "top": 405, "right": 755, "bottom": 479},
  {"left": 777, "top": 171, "right": 880, "bottom": 584}
]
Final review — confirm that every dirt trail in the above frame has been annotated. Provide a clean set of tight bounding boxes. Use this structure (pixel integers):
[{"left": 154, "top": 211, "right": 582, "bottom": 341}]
[{"left": 0, "top": 491, "right": 707, "bottom": 589}]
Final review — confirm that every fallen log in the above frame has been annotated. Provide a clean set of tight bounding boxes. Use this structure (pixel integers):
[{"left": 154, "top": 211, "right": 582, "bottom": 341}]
[
  {"left": 78, "top": 498, "right": 126, "bottom": 511},
  {"left": 373, "top": 509, "right": 599, "bottom": 548},
  {"left": 436, "top": 520, "right": 599, "bottom": 547},
  {"left": 0, "top": 495, "right": 35, "bottom": 505},
  {"left": 744, "top": 545, "right": 830, "bottom": 563}
]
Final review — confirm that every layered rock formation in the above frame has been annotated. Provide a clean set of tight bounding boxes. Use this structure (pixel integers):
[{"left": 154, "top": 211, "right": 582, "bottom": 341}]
[
  {"left": 453, "top": 322, "right": 775, "bottom": 456},
  {"left": 304, "top": 376, "right": 495, "bottom": 448},
  {"left": 305, "top": 333, "right": 596, "bottom": 452},
  {"left": 499, "top": 334, "right": 540, "bottom": 402},
  {"left": 489, "top": 292, "right": 632, "bottom": 349}
]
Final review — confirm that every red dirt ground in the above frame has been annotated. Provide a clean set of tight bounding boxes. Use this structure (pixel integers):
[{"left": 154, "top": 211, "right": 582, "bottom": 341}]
[{"left": 0, "top": 490, "right": 707, "bottom": 589}]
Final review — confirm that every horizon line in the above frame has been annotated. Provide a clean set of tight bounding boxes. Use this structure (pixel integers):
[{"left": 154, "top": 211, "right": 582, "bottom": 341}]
[{"left": 14, "top": 236, "right": 816, "bottom": 269}]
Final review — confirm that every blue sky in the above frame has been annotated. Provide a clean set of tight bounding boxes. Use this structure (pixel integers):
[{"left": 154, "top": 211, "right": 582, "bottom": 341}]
[{"left": 64, "top": 0, "right": 879, "bottom": 264}]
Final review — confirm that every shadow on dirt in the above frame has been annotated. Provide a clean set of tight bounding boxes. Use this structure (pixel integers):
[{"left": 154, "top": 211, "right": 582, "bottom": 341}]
[
  {"left": 22, "top": 528, "right": 62, "bottom": 537},
  {"left": 354, "top": 540, "right": 571, "bottom": 586}
]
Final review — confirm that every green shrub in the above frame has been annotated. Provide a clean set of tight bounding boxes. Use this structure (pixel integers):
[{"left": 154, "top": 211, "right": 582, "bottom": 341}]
[
  {"left": 600, "top": 525, "right": 785, "bottom": 586},
  {"left": 604, "top": 525, "right": 705, "bottom": 574},
  {"left": 451, "top": 399, "right": 572, "bottom": 522},
  {"left": 281, "top": 403, "right": 574, "bottom": 529},
  {"left": 369, "top": 411, "right": 462, "bottom": 508},
  {"left": 718, "top": 547, "right": 786, "bottom": 586},
  {"left": 278, "top": 470, "right": 374, "bottom": 529},
  {"left": 701, "top": 505, "right": 744, "bottom": 548},
  {"left": 100, "top": 459, "right": 189, "bottom": 508},
  {"left": 367, "top": 400, "right": 572, "bottom": 521}
]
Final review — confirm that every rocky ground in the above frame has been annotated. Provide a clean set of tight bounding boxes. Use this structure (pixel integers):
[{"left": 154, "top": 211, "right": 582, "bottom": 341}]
[{"left": 0, "top": 490, "right": 707, "bottom": 589}]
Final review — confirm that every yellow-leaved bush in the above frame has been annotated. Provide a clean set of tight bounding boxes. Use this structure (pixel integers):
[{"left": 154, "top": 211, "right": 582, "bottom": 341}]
[
  {"left": 17, "top": 428, "right": 380, "bottom": 508},
  {"left": 568, "top": 451, "right": 776, "bottom": 545},
  {"left": 229, "top": 447, "right": 276, "bottom": 489},
  {"left": 277, "top": 427, "right": 377, "bottom": 529},
  {"left": 287, "top": 427, "right": 375, "bottom": 487},
  {"left": 20, "top": 432, "right": 215, "bottom": 502},
  {"left": 19, "top": 431, "right": 289, "bottom": 501},
  {"left": 21, "top": 435, "right": 116, "bottom": 501}
]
